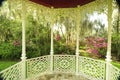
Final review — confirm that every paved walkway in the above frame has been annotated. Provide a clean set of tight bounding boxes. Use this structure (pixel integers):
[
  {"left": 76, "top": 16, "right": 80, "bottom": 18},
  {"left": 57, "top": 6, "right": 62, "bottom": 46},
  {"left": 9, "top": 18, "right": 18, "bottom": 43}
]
[{"left": 37, "top": 73, "right": 89, "bottom": 80}]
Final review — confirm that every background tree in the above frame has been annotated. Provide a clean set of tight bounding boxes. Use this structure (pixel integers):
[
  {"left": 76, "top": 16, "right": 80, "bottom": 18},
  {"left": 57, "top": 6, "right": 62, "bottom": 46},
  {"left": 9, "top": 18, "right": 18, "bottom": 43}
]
[{"left": 112, "top": 0, "right": 120, "bottom": 60}]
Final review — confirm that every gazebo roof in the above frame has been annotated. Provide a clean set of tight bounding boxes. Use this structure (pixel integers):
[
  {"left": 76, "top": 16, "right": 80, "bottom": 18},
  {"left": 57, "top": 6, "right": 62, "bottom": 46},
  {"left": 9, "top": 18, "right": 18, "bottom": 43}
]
[{"left": 30, "top": 0, "right": 95, "bottom": 8}]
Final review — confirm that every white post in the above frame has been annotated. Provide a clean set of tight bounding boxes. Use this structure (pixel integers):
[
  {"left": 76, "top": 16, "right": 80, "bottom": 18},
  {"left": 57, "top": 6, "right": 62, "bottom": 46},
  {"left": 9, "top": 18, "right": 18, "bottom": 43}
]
[
  {"left": 50, "top": 7, "right": 54, "bottom": 73},
  {"left": 21, "top": 0, "right": 26, "bottom": 80},
  {"left": 76, "top": 6, "right": 80, "bottom": 75},
  {"left": 106, "top": 0, "right": 112, "bottom": 80}
]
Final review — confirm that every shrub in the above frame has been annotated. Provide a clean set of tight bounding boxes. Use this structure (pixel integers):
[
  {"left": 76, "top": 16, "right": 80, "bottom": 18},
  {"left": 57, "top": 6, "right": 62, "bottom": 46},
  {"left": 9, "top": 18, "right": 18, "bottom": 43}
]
[
  {"left": 54, "top": 41, "right": 75, "bottom": 55},
  {"left": 86, "top": 36, "right": 107, "bottom": 58},
  {"left": 0, "top": 42, "right": 21, "bottom": 60},
  {"left": 112, "top": 34, "right": 120, "bottom": 60},
  {"left": 26, "top": 45, "right": 40, "bottom": 58}
]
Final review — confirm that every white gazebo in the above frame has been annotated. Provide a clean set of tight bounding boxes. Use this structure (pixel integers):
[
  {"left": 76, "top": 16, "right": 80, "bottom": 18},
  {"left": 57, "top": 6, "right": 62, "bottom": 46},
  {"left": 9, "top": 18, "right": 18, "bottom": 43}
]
[{"left": 0, "top": 0, "right": 120, "bottom": 80}]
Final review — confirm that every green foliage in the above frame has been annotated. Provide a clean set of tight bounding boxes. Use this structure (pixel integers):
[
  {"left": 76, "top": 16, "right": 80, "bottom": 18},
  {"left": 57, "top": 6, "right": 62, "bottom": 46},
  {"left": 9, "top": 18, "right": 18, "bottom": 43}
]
[
  {"left": 0, "top": 15, "right": 22, "bottom": 42},
  {"left": 0, "top": 42, "right": 21, "bottom": 60},
  {"left": 26, "top": 45, "right": 39, "bottom": 58},
  {"left": 79, "top": 47, "right": 90, "bottom": 57},
  {"left": 54, "top": 41, "right": 75, "bottom": 55},
  {"left": 0, "top": 15, "right": 22, "bottom": 60},
  {"left": 0, "top": 16, "right": 12, "bottom": 42},
  {"left": 112, "top": 34, "right": 120, "bottom": 60},
  {"left": 25, "top": 15, "right": 51, "bottom": 58}
]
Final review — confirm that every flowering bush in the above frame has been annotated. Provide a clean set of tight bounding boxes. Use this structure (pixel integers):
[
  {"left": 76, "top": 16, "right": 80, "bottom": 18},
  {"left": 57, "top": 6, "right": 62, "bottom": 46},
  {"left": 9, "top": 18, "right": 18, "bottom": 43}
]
[
  {"left": 13, "top": 40, "right": 20, "bottom": 47},
  {"left": 55, "top": 34, "right": 61, "bottom": 41},
  {"left": 86, "top": 36, "right": 107, "bottom": 58}
]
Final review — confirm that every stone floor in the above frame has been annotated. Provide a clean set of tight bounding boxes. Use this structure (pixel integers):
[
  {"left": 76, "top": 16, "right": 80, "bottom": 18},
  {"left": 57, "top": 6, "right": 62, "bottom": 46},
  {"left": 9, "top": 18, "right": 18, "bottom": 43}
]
[{"left": 36, "top": 73, "right": 89, "bottom": 80}]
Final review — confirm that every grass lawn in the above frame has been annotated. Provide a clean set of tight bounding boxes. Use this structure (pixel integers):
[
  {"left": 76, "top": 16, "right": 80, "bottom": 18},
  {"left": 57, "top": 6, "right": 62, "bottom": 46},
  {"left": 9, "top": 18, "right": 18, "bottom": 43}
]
[
  {"left": 112, "top": 61, "right": 120, "bottom": 69},
  {"left": 0, "top": 61, "right": 17, "bottom": 71}
]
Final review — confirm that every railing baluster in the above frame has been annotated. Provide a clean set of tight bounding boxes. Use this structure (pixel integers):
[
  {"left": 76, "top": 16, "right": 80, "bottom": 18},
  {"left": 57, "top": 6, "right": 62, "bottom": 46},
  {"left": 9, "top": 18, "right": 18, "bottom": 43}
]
[{"left": 0, "top": 55, "right": 120, "bottom": 80}]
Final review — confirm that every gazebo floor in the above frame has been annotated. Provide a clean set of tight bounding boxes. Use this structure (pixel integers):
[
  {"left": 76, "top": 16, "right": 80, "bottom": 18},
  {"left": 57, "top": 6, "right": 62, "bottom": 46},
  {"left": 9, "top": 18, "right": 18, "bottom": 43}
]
[{"left": 35, "top": 73, "right": 89, "bottom": 80}]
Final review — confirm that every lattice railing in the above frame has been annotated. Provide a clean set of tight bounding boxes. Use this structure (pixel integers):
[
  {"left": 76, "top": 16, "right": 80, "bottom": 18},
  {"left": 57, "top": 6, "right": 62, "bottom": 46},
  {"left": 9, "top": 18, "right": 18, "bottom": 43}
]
[
  {"left": 26, "top": 55, "right": 51, "bottom": 79},
  {"left": 0, "top": 62, "right": 22, "bottom": 80},
  {"left": 78, "top": 56, "right": 106, "bottom": 80},
  {"left": 0, "top": 55, "right": 120, "bottom": 80},
  {"left": 110, "top": 64, "right": 120, "bottom": 80},
  {"left": 53, "top": 55, "right": 76, "bottom": 73}
]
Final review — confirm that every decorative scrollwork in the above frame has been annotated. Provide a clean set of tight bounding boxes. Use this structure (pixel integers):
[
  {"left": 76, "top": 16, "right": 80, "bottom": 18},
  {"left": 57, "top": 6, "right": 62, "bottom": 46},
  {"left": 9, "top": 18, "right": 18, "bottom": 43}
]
[
  {"left": 53, "top": 55, "right": 76, "bottom": 73},
  {"left": 0, "top": 55, "right": 120, "bottom": 80},
  {"left": 26, "top": 55, "right": 51, "bottom": 78},
  {"left": 78, "top": 56, "right": 106, "bottom": 80}
]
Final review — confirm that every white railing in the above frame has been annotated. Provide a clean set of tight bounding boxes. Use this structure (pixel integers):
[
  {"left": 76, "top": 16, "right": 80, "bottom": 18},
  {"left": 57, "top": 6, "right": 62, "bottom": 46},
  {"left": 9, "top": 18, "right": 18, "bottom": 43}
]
[
  {"left": 53, "top": 55, "right": 76, "bottom": 73},
  {"left": 110, "top": 64, "right": 120, "bottom": 80},
  {"left": 0, "top": 55, "right": 120, "bottom": 80},
  {"left": 0, "top": 62, "right": 22, "bottom": 80},
  {"left": 26, "top": 55, "right": 51, "bottom": 79},
  {"left": 78, "top": 56, "right": 106, "bottom": 80}
]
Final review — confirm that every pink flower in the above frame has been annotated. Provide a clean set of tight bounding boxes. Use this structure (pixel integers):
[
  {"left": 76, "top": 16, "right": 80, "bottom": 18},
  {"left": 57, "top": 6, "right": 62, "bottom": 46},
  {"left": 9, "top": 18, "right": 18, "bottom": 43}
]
[
  {"left": 92, "top": 49, "right": 99, "bottom": 54},
  {"left": 86, "top": 36, "right": 107, "bottom": 57},
  {"left": 96, "top": 38, "right": 105, "bottom": 42},
  {"left": 93, "top": 43, "right": 98, "bottom": 48},
  {"left": 102, "top": 42, "right": 107, "bottom": 47}
]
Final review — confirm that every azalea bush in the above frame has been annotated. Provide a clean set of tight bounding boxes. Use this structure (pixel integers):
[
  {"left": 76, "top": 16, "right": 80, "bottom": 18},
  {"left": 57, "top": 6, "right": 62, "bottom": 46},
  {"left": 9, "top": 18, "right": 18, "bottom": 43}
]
[{"left": 86, "top": 36, "right": 107, "bottom": 58}]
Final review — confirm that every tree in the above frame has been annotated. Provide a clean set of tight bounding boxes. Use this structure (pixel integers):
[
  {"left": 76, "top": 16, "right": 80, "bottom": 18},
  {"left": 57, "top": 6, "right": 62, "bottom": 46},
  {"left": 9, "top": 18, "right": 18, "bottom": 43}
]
[{"left": 112, "top": 0, "right": 120, "bottom": 60}]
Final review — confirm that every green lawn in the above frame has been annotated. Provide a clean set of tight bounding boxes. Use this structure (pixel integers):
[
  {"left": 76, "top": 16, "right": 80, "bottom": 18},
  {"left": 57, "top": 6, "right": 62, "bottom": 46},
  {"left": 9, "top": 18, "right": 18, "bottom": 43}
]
[
  {"left": 0, "top": 61, "right": 17, "bottom": 71},
  {"left": 112, "top": 61, "right": 120, "bottom": 69}
]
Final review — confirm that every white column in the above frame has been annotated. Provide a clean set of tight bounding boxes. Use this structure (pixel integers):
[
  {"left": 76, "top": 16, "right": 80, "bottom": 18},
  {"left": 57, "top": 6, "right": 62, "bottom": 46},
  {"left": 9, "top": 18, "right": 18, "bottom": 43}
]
[
  {"left": 76, "top": 6, "right": 80, "bottom": 75},
  {"left": 106, "top": 0, "right": 112, "bottom": 80},
  {"left": 50, "top": 7, "right": 54, "bottom": 72},
  {"left": 21, "top": 0, "right": 26, "bottom": 80}
]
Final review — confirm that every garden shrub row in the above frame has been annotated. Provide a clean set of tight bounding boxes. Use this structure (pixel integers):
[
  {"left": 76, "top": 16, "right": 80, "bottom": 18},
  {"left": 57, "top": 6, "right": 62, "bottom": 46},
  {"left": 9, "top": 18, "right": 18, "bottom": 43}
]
[
  {"left": 0, "top": 42, "right": 21, "bottom": 60},
  {"left": 0, "top": 41, "right": 75, "bottom": 60}
]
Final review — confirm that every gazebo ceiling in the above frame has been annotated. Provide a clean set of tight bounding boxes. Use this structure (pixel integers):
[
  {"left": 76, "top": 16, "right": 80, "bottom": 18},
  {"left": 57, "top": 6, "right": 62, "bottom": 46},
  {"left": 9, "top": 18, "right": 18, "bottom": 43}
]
[{"left": 30, "top": 0, "right": 95, "bottom": 8}]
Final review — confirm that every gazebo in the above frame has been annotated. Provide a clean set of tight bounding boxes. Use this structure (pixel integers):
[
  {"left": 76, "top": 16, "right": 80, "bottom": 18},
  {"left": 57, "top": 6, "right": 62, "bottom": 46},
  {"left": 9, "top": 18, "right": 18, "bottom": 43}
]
[{"left": 0, "top": 0, "right": 120, "bottom": 80}]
